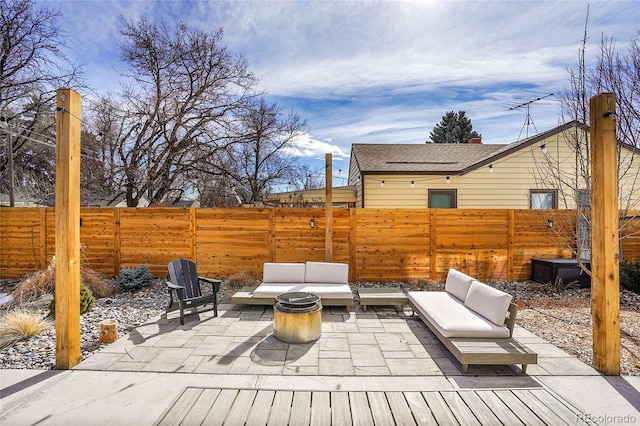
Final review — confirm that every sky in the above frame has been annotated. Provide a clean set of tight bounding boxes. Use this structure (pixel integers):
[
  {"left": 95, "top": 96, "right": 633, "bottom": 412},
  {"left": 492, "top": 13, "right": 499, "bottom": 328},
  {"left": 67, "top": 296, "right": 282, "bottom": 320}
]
[{"left": 49, "top": 0, "right": 639, "bottom": 186}]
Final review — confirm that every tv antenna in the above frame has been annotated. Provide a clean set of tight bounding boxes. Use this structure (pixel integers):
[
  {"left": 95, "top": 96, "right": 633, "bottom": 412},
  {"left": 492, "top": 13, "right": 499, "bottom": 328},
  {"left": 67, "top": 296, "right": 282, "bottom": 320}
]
[{"left": 508, "top": 94, "right": 554, "bottom": 140}]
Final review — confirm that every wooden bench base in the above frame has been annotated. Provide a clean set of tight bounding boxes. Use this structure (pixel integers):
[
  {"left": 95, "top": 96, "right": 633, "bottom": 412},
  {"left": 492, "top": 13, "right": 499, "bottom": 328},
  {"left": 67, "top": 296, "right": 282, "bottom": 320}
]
[
  {"left": 410, "top": 300, "right": 537, "bottom": 373},
  {"left": 357, "top": 288, "right": 408, "bottom": 312},
  {"left": 231, "top": 286, "right": 353, "bottom": 308}
]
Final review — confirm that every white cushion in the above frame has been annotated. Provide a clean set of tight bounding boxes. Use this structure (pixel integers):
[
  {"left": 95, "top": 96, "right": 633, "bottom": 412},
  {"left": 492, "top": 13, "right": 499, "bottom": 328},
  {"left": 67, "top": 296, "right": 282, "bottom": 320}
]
[
  {"left": 262, "top": 263, "right": 306, "bottom": 283},
  {"left": 408, "top": 291, "right": 510, "bottom": 338},
  {"left": 464, "top": 281, "right": 513, "bottom": 326},
  {"left": 252, "top": 283, "right": 353, "bottom": 299},
  {"left": 444, "top": 269, "right": 475, "bottom": 302},
  {"left": 305, "top": 262, "right": 348, "bottom": 284}
]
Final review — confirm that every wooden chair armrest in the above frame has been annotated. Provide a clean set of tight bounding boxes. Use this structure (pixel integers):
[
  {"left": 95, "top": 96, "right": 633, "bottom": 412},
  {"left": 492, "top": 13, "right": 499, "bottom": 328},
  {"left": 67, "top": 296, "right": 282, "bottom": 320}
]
[
  {"left": 166, "top": 281, "right": 184, "bottom": 290},
  {"left": 199, "top": 276, "right": 222, "bottom": 293}
]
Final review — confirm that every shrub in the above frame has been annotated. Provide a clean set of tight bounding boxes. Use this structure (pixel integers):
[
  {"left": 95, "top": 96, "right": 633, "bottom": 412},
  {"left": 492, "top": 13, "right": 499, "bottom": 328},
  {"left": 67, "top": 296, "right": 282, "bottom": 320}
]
[
  {"left": 620, "top": 261, "right": 640, "bottom": 294},
  {"left": 0, "top": 309, "right": 52, "bottom": 348},
  {"left": 117, "top": 265, "right": 152, "bottom": 291},
  {"left": 48, "top": 282, "right": 95, "bottom": 317}
]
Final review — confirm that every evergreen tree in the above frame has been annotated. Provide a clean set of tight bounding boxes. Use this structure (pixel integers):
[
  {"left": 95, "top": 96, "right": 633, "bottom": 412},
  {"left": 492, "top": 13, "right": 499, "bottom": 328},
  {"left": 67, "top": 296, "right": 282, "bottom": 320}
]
[{"left": 428, "top": 111, "right": 481, "bottom": 143}]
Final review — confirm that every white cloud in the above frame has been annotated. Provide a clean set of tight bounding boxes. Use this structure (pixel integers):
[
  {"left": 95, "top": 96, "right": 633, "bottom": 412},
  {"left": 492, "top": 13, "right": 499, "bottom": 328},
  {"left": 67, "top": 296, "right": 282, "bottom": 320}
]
[
  {"left": 285, "top": 133, "right": 350, "bottom": 160},
  {"left": 55, "top": 0, "right": 640, "bottom": 162}
]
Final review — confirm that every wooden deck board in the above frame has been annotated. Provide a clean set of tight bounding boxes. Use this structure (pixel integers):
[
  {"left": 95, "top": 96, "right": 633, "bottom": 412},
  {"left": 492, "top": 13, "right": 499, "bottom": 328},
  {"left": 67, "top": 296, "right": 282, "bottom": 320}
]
[
  {"left": 441, "top": 391, "right": 481, "bottom": 425},
  {"left": 349, "top": 392, "right": 374, "bottom": 426},
  {"left": 246, "top": 390, "right": 275, "bottom": 426},
  {"left": 493, "top": 390, "right": 547, "bottom": 426},
  {"left": 180, "top": 388, "right": 221, "bottom": 425},
  {"left": 456, "top": 391, "right": 503, "bottom": 426},
  {"left": 225, "top": 389, "right": 257, "bottom": 426},
  {"left": 331, "top": 391, "right": 352, "bottom": 426},
  {"left": 156, "top": 387, "right": 202, "bottom": 426},
  {"left": 386, "top": 391, "right": 417, "bottom": 426},
  {"left": 158, "top": 387, "right": 589, "bottom": 426},
  {"left": 310, "top": 391, "right": 331, "bottom": 426},
  {"left": 202, "top": 389, "right": 239, "bottom": 426},
  {"left": 475, "top": 390, "right": 526, "bottom": 426},
  {"left": 366, "top": 391, "right": 396, "bottom": 426},
  {"left": 424, "top": 391, "right": 460, "bottom": 425},
  {"left": 403, "top": 391, "right": 437, "bottom": 425},
  {"left": 290, "top": 391, "right": 312, "bottom": 426},
  {"left": 268, "top": 391, "right": 293, "bottom": 426}
]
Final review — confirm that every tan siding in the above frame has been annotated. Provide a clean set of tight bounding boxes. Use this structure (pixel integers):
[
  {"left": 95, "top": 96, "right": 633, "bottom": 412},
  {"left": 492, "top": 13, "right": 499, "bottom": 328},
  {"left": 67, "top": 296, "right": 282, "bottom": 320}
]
[{"left": 360, "top": 128, "right": 640, "bottom": 210}]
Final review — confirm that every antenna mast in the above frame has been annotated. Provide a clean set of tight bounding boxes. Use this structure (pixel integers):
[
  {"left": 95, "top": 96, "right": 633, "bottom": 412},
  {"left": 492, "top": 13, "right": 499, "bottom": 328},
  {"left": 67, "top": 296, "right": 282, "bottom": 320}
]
[{"left": 508, "top": 94, "right": 553, "bottom": 140}]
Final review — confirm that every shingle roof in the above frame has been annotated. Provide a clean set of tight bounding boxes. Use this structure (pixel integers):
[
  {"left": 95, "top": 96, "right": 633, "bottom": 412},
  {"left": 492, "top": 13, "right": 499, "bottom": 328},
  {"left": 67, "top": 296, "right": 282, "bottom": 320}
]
[
  {"left": 351, "top": 143, "right": 503, "bottom": 173},
  {"left": 351, "top": 121, "right": 585, "bottom": 174}
]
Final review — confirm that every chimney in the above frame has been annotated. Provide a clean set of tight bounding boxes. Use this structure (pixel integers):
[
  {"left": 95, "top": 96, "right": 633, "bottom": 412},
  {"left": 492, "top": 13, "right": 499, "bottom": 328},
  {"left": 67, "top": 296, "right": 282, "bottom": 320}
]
[{"left": 469, "top": 137, "right": 482, "bottom": 144}]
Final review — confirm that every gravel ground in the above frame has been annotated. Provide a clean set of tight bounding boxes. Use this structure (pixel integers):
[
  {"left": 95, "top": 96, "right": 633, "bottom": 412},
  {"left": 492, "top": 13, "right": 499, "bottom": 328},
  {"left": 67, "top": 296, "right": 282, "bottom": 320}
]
[{"left": 1, "top": 278, "right": 638, "bottom": 375}]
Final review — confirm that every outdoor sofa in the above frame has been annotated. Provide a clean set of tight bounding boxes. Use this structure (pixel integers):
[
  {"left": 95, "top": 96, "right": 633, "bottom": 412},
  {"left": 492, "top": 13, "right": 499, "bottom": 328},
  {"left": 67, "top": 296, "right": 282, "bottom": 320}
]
[
  {"left": 408, "top": 269, "right": 537, "bottom": 373},
  {"left": 231, "top": 261, "right": 354, "bottom": 307}
]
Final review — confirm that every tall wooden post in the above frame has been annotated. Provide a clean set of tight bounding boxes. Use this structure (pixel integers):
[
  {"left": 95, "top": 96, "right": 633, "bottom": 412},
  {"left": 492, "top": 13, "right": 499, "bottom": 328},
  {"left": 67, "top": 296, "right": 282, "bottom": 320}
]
[
  {"left": 325, "top": 153, "right": 333, "bottom": 262},
  {"left": 590, "top": 92, "right": 620, "bottom": 375},
  {"left": 55, "top": 88, "right": 82, "bottom": 369}
]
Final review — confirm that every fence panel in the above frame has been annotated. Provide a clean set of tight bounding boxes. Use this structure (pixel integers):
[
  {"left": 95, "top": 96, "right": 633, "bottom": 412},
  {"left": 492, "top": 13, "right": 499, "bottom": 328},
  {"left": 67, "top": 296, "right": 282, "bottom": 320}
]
[
  {"left": 118, "top": 208, "right": 192, "bottom": 277},
  {"left": 195, "top": 208, "right": 272, "bottom": 278},
  {"left": 4, "top": 207, "right": 634, "bottom": 283},
  {"left": 352, "top": 209, "right": 430, "bottom": 281},
  {"left": 0, "top": 208, "right": 45, "bottom": 276},
  {"left": 431, "top": 209, "right": 510, "bottom": 282}
]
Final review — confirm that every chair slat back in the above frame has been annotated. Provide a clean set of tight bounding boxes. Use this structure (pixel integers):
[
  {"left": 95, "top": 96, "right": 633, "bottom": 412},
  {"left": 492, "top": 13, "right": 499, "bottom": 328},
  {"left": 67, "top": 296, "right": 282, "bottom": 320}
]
[{"left": 168, "top": 259, "right": 202, "bottom": 299}]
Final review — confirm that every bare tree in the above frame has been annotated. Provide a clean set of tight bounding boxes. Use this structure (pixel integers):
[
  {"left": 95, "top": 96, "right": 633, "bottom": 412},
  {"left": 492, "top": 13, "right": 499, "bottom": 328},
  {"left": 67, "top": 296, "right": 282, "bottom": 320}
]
[
  {"left": 0, "top": 0, "right": 83, "bottom": 204},
  {"left": 92, "top": 18, "right": 256, "bottom": 207},
  {"left": 534, "top": 17, "right": 640, "bottom": 279},
  {"left": 213, "top": 98, "right": 305, "bottom": 205}
]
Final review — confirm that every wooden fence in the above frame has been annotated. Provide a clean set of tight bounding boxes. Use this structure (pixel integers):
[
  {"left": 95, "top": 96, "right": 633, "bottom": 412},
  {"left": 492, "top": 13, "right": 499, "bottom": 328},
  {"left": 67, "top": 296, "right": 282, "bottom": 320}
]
[{"left": 2, "top": 207, "right": 639, "bottom": 282}]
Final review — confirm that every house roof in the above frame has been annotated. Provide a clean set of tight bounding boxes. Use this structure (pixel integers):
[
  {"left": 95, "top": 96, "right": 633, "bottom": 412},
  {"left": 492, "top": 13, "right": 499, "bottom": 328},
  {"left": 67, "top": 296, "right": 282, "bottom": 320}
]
[{"left": 351, "top": 121, "right": 587, "bottom": 175}]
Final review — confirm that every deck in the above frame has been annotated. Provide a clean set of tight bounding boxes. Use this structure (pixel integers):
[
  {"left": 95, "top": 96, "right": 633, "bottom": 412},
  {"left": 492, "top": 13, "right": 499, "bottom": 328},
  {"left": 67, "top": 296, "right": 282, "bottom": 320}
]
[{"left": 156, "top": 387, "right": 592, "bottom": 425}]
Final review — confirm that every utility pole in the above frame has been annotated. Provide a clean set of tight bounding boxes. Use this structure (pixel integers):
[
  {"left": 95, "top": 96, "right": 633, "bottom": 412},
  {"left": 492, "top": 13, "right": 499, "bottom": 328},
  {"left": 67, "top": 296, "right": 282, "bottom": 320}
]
[{"left": 0, "top": 117, "right": 14, "bottom": 206}]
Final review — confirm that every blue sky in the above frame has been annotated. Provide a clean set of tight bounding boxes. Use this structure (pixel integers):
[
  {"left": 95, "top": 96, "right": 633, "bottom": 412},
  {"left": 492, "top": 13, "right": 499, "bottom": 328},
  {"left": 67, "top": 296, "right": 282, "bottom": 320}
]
[{"left": 51, "top": 0, "right": 639, "bottom": 186}]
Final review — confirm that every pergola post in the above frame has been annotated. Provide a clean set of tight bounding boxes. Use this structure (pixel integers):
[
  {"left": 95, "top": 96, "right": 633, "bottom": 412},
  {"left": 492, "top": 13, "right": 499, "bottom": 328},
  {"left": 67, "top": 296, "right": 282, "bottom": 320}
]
[
  {"left": 55, "top": 88, "right": 82, "bottom": 369},
  {"left": 590, "top": 92, "right": 620, "bottom": 375},
  {"left": 325, "top": 153, "right": 333, "bottom": 262}
]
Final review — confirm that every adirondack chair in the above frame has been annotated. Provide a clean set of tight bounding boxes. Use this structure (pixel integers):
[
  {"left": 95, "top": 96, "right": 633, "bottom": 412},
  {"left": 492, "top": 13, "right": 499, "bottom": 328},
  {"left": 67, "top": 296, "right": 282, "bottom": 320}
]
[{"left": 166, "top": 259, "right": 222, "bottom": 325}]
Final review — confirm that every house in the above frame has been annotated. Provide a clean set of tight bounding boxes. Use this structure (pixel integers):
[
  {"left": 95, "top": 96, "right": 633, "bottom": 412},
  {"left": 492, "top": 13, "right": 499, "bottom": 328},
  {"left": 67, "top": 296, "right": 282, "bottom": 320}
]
[
  {"left": 348, "top": 121, "right": 640, "bottom": 210},
  {"left": 266, "top": 186, "right": 356, "bottom": 208}
]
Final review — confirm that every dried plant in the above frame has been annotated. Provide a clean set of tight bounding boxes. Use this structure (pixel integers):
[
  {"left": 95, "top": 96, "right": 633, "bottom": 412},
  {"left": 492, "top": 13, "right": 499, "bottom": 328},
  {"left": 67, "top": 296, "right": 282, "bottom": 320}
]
[
  {"left": 9, "top": 246, "right": 113, "bottom": 305},
  {"left": 0, "top": 309, "right": 52, "bottom": 349}
]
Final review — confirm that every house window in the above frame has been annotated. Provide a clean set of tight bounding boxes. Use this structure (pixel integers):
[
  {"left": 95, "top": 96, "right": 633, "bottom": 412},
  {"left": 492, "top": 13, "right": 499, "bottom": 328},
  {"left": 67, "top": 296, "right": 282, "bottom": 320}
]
[
  {"left": 429, "top": 189, "right": 457, "bottom": 208},
  {"left": 530, "top": 189, "right": 557, "bottom": 209}
]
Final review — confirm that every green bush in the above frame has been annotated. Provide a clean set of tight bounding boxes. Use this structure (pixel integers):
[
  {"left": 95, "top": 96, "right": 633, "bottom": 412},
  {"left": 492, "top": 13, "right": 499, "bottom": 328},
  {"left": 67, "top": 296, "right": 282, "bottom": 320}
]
[
  {"left": 619, "top": 261, "right": 640, "bottom": 294},
  {"left": 48, "top": 282, "right": 95, "bottom": 317},
  {"left": 117, "top": 265, "right": 152, "bottom": 291}
]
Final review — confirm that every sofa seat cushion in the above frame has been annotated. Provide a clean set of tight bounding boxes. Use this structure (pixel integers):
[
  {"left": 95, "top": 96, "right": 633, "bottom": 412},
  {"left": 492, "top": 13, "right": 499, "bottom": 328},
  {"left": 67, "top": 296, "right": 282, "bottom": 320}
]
[
  {"left": 305, "top": 262, "right": 349, "bottom": 284},
  {"left": 262, "top": 263, "right": 306, "bottom": 283},
  {"left": 407, "top": 291, "right": 510, "bottom": 338},
  {"left": 252, "top": 283, "right": 353, "bottom": 299},
  {"left": 464, "top": 281, "right": 513, "bottom": 326}
]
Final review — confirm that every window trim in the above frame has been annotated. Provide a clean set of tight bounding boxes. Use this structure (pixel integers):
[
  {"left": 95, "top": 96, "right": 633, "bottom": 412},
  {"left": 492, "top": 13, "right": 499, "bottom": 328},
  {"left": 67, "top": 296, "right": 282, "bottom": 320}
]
[
  {"left": 529, "top": 189, "right": 558, "bottom": 209},
  {"left": 428, "top": 189, "right": 458, "bottom": 208}
]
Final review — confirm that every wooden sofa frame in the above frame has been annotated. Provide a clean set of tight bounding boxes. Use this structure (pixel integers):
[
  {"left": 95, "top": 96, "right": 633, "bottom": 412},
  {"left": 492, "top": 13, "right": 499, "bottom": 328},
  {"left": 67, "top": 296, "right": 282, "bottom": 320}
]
[
  {"left": 231, "top": 286, "right": 353, "bottom": 308},
  {"left": 409, "top": 301, "right": 537, "bottom": 373}
]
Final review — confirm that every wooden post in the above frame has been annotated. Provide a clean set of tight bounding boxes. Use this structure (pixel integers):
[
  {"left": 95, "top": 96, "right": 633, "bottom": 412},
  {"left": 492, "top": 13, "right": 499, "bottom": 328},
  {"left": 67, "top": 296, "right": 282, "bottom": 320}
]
[
  {"left": 590, "top": 92, "right": 620, "bottom": 375},
  {"left": 55, "top": 88, "right": 82, "bottom": 369},
  {"left": 325, "top": 153, "right": 333, "bottom": 262}
]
